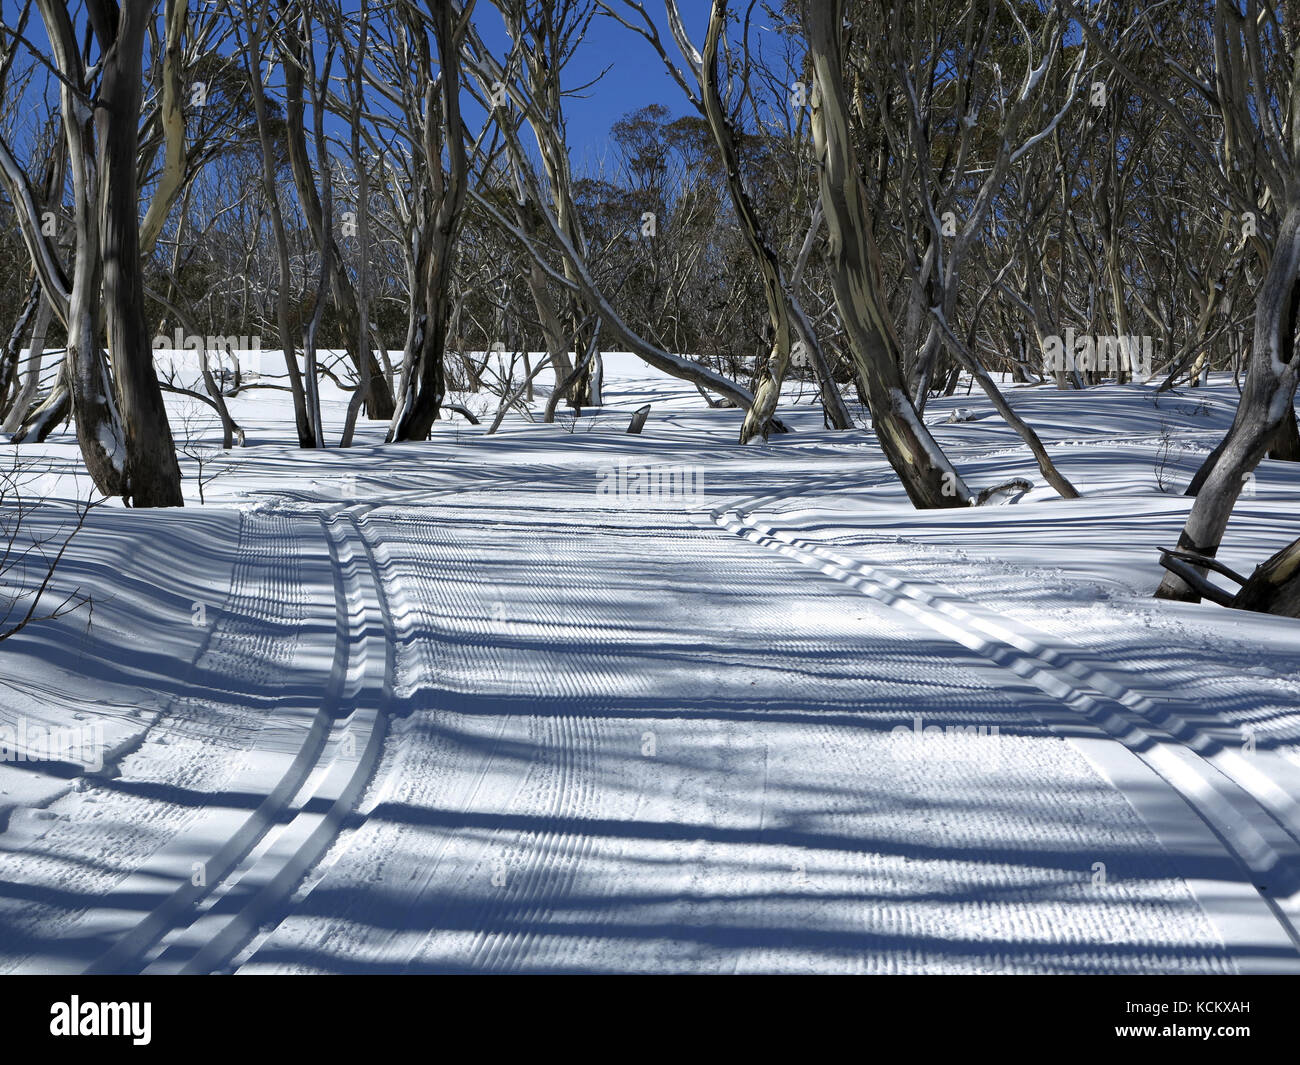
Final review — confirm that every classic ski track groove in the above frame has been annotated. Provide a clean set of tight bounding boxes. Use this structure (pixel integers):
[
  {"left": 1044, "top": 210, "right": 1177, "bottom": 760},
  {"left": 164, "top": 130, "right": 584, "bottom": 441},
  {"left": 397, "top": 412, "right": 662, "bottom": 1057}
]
[
  {"left": 140, "top": 508, "right": 391, "bottom": 974},
  {"left": 246, "top": 481, "right": 1228, "bottom": 973},
  {"left": 283, "top": 511, "right": 530, "bottom": 971},
  {"left": 242, "top": 503, "right": 774, "bottom": 973},
  {"left": 16, "top": 507, "right": 387, "bottom": 975},
  {"left": 709, "top": 487, "right": 1300, "bottom": 972},
  {"left": 4, "top": 510, "right": 308, "bottom": 974},
  {"left": 230, "top": 506, "right": 545, "bottom": 972},
  {"left": 12, "top": 421, "right": 1260, "bottom": 973}
]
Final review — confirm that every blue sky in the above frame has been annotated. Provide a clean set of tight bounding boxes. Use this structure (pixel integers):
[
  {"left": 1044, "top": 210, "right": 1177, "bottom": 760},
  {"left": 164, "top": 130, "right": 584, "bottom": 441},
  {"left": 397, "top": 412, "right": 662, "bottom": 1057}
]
[
  {"left": 475, "top": 3, "right": 714, "bottom": 173},
  {"left": 0, "top": 1, "right": 757, "bottom": 174}
]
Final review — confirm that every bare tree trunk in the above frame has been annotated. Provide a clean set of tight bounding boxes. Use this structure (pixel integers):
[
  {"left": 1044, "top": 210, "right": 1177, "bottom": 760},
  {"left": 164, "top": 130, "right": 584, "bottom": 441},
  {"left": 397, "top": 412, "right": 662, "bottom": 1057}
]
[
  {"left": 803, "top": 0, "right": 969, "bottom": 508},
  {"left": 139, "top": 0, "right": 189, "bottom": 259},
  {"left": 391, "top": 0, "right": 470, "bottom": 442},
  {"left": 788, "top": 206, "right": 854, "bottom": 430},
  {"left": 2, "top": 290, "right": 52, "bottom": 434},
  {"left": 10, "top": 364, "right": 70, "bottom": 442},
  {"left": 1268, "top": 402, "right": 1300, "bottom": 460},
  {"left": 545, "top": 325, "right": 599, "bottom": 423},
  {"left": 1232, "top": 535, "right": 1300, "bottom": 616},
  {"left": 35, "top": 0, "right": 127, "bottom": 498},
  {"left": 341, "top": 3, "right": 373, "bottom": 450},
  {"left": 702, "top": 2, "right": 793, "bottom": 443},
  {"left": 516, "top": 197, "right": 575, "bottom": 416},
  {"left": 300, "top": 19, "right": 334, "bottom": 451},
  {"left": 1157, "top": 203, "right": 1300, "bottom": 600},
  {"left": 0, "top": 282, "right": 40, "bottom": 419},
  {"left": 929, "top": 311, "right": 1081, "bottom": 499},
  {"left": 280, "top": 0, "right": 394, "bottom": 421},
  {"left": 96, "top": 1, "right": 183, "bottom": 506},
  {"left": 242, "top": 6, "right": 313, "bottom": 446}
]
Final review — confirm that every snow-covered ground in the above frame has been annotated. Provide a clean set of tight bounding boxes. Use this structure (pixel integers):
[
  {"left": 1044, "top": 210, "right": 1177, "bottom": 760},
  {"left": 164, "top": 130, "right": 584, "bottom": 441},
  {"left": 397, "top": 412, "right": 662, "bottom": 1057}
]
[{"left": 2, "top": 356, "right": 1299, "bottom": 973}]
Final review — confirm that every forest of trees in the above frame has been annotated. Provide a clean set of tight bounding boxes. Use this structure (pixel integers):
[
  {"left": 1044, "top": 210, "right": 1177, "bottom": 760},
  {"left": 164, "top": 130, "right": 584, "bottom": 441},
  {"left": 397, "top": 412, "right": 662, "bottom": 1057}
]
[{"left": 1, "top": 0, "right": 1299, "bottom": 609}]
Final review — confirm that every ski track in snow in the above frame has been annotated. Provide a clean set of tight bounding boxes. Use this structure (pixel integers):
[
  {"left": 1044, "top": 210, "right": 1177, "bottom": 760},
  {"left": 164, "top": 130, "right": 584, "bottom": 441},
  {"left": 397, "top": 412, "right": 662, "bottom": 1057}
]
[
  {"left": 0, "top": 510, "right": 307, "bottom": 972},
  {"left": 712, "top": 490, "right": 1300, "bottom": 971},
  {"left": 236, "top": 494, "right": 1236, "bottom": 973},
  {"left": 133, "top": 509, "right": 391, "bottom": 974},
  {"left": 2, "top": 367, "right": 1298, "bottom": 972}
]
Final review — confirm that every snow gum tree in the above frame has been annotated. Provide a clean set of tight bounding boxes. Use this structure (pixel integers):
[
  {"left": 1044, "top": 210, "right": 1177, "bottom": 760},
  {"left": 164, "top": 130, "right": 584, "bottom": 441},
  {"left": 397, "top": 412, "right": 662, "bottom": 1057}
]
[
  {"left": 0, "top": 1, "right": 184, "bottom": 506},
  {"left": 802, "top": 0, "right": 970, "bottom": 508}
]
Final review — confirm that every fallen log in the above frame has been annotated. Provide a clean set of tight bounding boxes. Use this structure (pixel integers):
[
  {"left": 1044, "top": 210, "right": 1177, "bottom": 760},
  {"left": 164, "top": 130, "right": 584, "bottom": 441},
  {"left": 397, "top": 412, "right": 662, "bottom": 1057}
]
[
  {"left": 1157, "top": 542, "right": 1300, "bottom": 616},
  {"left": 1231, "top": 537, "right": 1300, "bottom": 617}
]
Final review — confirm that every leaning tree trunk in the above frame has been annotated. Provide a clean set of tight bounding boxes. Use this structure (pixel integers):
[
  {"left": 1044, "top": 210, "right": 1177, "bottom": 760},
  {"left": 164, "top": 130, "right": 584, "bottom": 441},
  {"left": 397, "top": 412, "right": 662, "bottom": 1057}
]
[
  {"left": 803, "top": 0, "right": 970, "bottom": 508},
  {"left": 788, "top": 206, "right": 854, "bottom": 429},
  {"left": 703, "top": 2, "right": 793, "bottom": 443},
  {"left": 0, "top": 282, "right": 40, "bottom": 418},
  {"left": 10, "top": 363, "right": 70, "bottom": 442},
  {"left": 1157, "top": 202, "right": 1300, "bottom": 600},
  {"left": 516, "top": 196, "right": 576, "bottom": 420},
  {"left": 2, "top": 289, "right": 52, "bottom": 433}
]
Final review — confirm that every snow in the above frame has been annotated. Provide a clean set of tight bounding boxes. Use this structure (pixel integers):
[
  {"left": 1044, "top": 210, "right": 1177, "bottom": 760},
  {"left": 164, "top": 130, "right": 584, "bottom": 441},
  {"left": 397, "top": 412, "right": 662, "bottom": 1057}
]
[{"left": 1, "top": 358, "right": 1299, "bottom": 973}]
